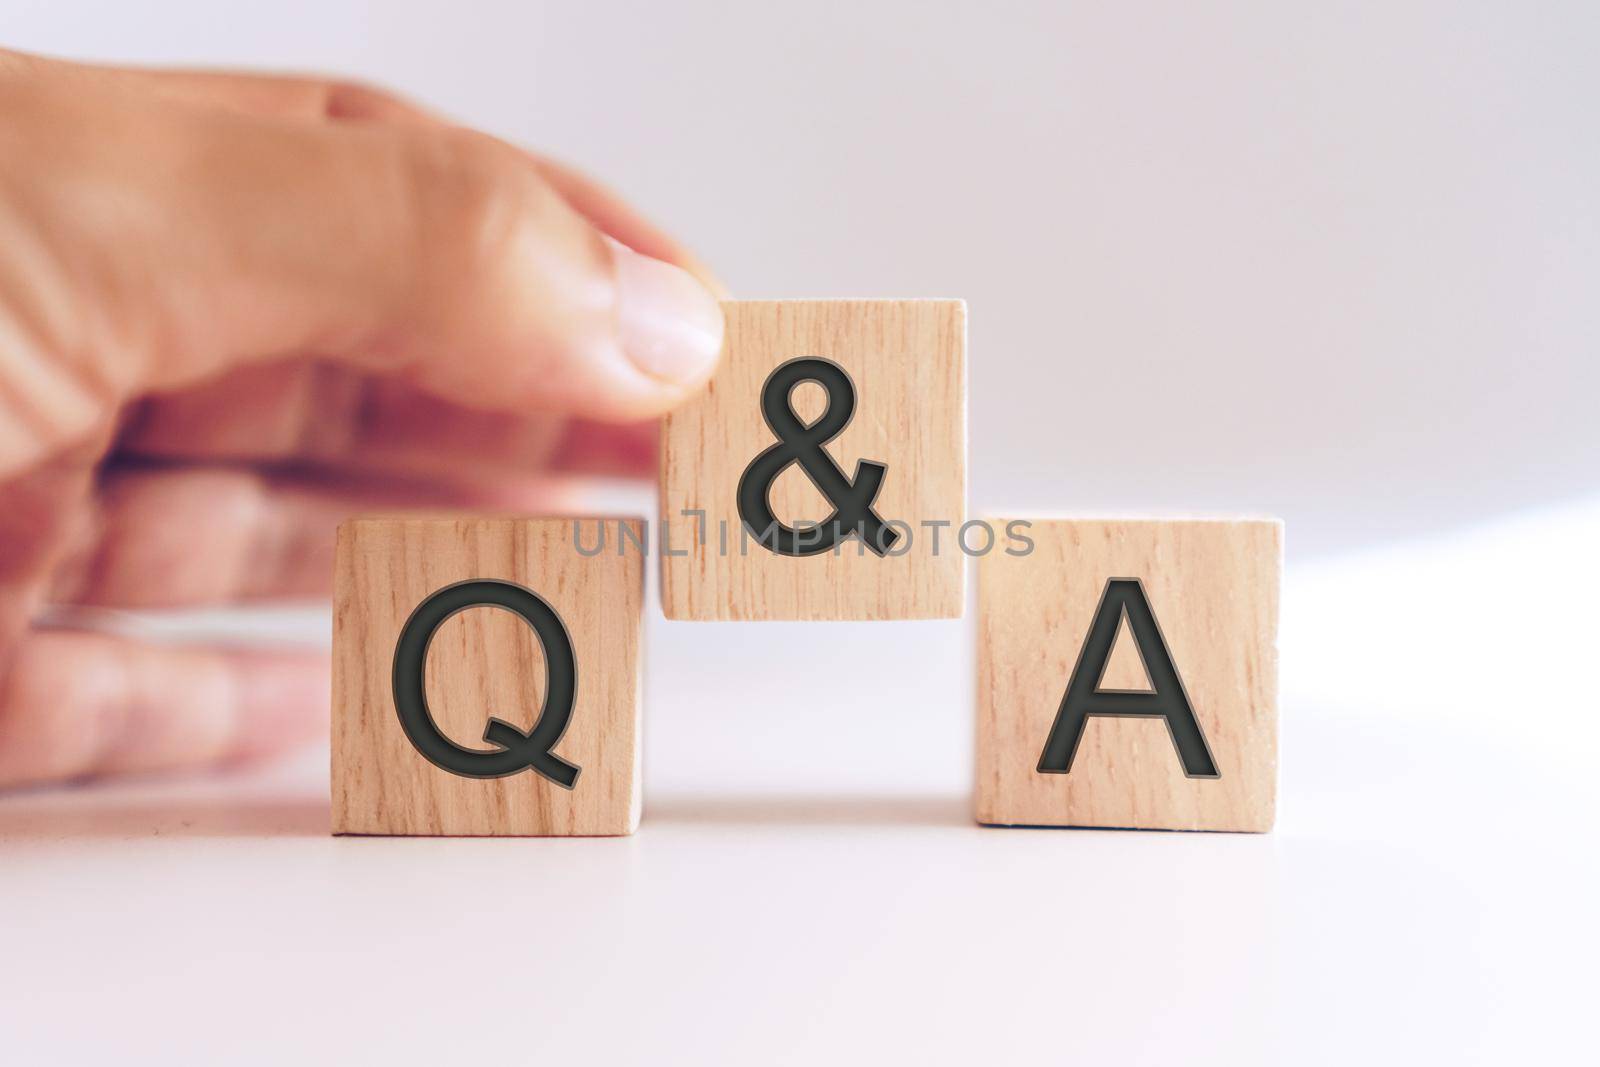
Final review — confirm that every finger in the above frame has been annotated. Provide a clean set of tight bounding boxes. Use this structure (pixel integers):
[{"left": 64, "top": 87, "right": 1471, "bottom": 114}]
[
  {"left": 70, "top": 58, "right": 725, "bottom": 289},
  {"left": 0, "top": 436, "right": 104, "bottom": 649},
  {"left": 49, "top": 464, "right": 579, "bottom": 608},
  {"left": 3, "top": 64, "right": 723, "bottom": 476},
  {"left": 0, "top": 629, "right": 326, "bottom": 789},
  {"left": 109, "top": 67, "right": 439, "bottom": 124},
  {"left": 526, "top": 155, "right": 727, "bottom": 295},
  {"left": 2, "top": 49, "right": 424, "bottom": 124},
  {"left": 116, "top": 360, "right": 657, "bottom": 480}
]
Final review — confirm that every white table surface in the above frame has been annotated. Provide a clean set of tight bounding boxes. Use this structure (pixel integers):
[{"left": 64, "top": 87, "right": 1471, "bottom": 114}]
[{"left": 2, "top": 498, "right": 1594, "bottom": 1065}]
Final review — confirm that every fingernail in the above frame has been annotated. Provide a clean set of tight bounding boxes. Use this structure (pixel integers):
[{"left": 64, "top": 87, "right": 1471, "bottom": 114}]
[{"left": 607, "top": 236, "right": 724, "bottom": 385}]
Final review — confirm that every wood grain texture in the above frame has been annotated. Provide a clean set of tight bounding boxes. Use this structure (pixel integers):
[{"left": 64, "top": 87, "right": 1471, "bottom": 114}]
[
  {"left": 660, "top": 300, "right": 966, "bottom": 620},
  {"left": 975, "top": 518, "right": 1281, "bottom": 832},
  {"left": 332, "top": 517, "right": 642, "bottom": 836}
]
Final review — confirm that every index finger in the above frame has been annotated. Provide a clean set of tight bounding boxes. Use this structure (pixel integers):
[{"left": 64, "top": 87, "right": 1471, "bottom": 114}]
[{"left": 77, "top": 59, "right": 726, "bottom": 291}]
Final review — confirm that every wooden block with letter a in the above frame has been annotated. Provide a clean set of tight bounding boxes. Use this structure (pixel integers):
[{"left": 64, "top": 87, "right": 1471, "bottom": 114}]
[
  {"left": 332, "top": 517, "right": 642, "bottom": 836},
  {"left": 976, "top": 518, "right": 1281, "bottom": 832},
  {"left": 660, "top": 299, "right": 966, "bottom": 620}
]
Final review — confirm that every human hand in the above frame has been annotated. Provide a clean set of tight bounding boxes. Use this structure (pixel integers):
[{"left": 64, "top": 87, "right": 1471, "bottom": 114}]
[{"left": 0, "top": 48, "right": 724, "bottom": 788}]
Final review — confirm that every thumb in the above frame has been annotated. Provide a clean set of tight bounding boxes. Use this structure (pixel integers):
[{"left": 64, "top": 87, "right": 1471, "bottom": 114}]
[
  {"left": 361, "top": 128, "right": 727, "bottom": 419},
  {"left": 0, "top": 59, "right": 724, "bottom": 472}
]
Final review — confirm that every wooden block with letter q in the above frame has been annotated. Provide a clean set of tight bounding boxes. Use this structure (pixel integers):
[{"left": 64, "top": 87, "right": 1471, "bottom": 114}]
[
  {"left": 975, "top": 518, "right": 1281, "bottom": 832},
  {"left": 660, "top": 299, "right": 966, "bottom": 620},
  {"left": 332, "top": 517, "right": 642, "bottom": 836}
]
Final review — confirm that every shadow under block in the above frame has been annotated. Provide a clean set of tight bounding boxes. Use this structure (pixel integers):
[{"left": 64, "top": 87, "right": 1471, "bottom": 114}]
[
  {"left": 975, "top": 519, "right": 1281, "bottom": 832},
  {"left": 660, "top": 299, "right": 966, "bottom": 620},
  {"left": 332, "top": 518, "right": 642, "bottom": 836}
]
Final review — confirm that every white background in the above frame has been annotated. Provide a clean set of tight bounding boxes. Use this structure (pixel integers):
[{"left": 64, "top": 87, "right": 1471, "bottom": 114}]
[{"left": 2, "top": 3, "right": 1597, "bottom": 1064}]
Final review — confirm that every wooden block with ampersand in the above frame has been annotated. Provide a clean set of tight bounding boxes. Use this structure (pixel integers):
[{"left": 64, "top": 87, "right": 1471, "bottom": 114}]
[{"left": 660, "top": 299, "right": 966, "bottom": 621}]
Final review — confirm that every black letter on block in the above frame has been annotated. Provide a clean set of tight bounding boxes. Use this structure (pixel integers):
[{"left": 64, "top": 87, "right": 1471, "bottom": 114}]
[
  {"left": 1037, "top": 578, "right": 1218, "bottom": 779},
  {"left": 392, "top": 579, "right": 580, "bottom": 788}
]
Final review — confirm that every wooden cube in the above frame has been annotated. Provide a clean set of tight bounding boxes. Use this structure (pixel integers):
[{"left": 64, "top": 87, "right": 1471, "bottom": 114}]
[
  {"left": 660, "top": 299, "right": 966, "bottom": 620},
  {"left": 975, "top": 518, "right": 1281, "bottom": 832},
  {"left": 332, "top": 517, "right": 642, "bottom": 836}
]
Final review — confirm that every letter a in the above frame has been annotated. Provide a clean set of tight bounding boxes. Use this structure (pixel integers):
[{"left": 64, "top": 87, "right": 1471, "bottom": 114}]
[{"left": 1036, "top": 578, "right": 1218, "bottom": 778}]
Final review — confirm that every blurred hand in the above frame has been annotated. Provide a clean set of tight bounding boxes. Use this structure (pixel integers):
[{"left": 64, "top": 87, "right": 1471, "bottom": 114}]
[{"left": 0, "top": 48, "right": 724, "bottom": 788}]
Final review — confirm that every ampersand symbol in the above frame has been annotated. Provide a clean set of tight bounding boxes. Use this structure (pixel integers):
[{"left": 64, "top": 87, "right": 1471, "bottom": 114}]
[
  {"left": 736, "top": 357, "right": 900, "bottom": 556},
  {"left": 391, "top": 579, "right": 581, "bottom": 788}
]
